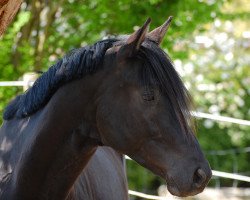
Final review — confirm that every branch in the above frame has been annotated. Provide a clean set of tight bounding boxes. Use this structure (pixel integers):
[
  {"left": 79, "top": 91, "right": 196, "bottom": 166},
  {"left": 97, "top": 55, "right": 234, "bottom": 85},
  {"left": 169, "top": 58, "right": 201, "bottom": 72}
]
[{"left": 0, "top": 0, "right": 22, "bottom": 36}]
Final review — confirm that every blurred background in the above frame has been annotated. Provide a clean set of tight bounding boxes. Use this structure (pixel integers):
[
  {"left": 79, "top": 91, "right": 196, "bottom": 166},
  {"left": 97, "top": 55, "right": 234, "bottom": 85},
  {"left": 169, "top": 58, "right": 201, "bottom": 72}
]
[{"left": 0, "top": 0, "right": 249, "bottom": 199}]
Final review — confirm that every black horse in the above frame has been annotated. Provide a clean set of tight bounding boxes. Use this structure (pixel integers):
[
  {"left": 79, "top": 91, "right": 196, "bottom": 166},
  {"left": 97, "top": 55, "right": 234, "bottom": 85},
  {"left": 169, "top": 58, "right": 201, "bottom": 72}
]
[{"left": 0, "top": 17, "right": 211, "bottom": 199}]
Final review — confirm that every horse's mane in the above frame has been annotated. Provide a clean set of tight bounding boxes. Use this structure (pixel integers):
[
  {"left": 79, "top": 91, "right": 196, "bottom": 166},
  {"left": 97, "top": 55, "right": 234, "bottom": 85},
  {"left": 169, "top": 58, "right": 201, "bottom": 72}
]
[
  {"left": 138, "top": 41, "right": 194, "bottom": 134},
  {"left": 3, "top": 39, "right": 117, "bottom": 120},
  {"left": 4, "top": 38, "right": 193, "bottom": 135}
]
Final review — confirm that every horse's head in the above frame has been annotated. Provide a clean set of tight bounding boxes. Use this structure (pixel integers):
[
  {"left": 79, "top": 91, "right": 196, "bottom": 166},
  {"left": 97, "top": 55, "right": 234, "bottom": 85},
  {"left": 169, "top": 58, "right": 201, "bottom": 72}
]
[{"left": 95, "top": 17, "right": 211, "bottom": 197}]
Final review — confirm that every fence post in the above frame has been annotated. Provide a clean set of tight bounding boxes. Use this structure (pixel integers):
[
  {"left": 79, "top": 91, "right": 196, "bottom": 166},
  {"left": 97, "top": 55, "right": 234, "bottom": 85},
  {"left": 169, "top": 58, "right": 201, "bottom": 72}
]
[{"left": 22, "top": 72, "right": 39, "bottom": 91}]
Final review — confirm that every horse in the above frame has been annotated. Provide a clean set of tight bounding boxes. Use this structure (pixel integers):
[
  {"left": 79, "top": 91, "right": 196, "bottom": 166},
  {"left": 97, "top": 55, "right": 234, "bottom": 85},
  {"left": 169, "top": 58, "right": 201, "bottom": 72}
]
[{"left": 0, "top": 17, "right": 212, "bottom": 199}]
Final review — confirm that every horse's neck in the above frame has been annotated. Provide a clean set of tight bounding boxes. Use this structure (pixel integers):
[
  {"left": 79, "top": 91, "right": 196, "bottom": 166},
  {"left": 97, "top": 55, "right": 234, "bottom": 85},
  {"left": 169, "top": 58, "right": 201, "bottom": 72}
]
[{"left": 9, "top": 78, "right": 102, "bottom": 199}]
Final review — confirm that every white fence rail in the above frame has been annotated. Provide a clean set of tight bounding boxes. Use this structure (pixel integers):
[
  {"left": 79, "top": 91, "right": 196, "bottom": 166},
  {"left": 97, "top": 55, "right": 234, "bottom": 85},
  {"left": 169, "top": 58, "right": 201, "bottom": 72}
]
[
  {"left": 212, "top": 170, "right": 250, "bottom": 182},
  {"left": 193, "top": 111, "right": 250, "bottom": 126},
  {"left": 128, "top": 190, "right": 168, "bottom": 200},
  {"left": 0, "top": 81, "right": 30, "bottom": 86}
]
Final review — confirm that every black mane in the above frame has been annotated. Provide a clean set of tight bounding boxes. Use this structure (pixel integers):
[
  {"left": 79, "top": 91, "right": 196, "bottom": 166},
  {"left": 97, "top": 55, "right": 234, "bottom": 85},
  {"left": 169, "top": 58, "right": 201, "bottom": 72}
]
[
  {"left": 3, "top": 39, "right": 117, "bottom": 120},
  {"left": 4, "top": 38, "right": 193, "bottom": 135},
  {"left": 138, "top": 41, "right": 194, "bottom": 134}
]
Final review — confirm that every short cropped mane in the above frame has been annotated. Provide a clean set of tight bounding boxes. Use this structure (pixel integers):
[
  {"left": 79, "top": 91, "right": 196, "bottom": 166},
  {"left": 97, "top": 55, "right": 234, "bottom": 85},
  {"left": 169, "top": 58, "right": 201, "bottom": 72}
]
[{"left": 3, "top": 39, "right": 117, "bottom": 120}]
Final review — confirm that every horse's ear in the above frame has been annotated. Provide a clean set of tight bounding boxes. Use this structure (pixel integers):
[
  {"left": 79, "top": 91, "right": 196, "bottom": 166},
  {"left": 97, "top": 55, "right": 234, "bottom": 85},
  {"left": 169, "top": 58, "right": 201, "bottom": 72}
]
[
  {"left": 118, "top": 18, "right": 151, "bottom": 58},
  {"left": 147, "top": 16, "right": 173, "bottom": 45}
]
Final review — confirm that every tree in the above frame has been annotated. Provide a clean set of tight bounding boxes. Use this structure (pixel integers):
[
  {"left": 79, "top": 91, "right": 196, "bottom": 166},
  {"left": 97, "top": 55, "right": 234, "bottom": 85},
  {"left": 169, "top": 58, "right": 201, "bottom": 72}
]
[{"left": 0, "top": 0, "right": 22, "bottom": 36}]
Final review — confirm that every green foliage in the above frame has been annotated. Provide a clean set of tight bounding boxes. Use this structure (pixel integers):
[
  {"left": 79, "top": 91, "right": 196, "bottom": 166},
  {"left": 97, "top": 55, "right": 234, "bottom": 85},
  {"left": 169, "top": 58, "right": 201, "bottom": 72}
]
[{"left": 0, "top": 11, "right": 31, "bottom": 124}]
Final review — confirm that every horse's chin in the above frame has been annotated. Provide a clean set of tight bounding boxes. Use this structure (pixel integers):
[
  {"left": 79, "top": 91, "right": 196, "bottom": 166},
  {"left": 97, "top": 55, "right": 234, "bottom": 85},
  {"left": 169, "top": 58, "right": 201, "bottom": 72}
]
[
  {"left": 167, "top": 182, "right": 205, "bottom": 197},
  {"left": 167, "top": 184, "right": 182, "bottom": 197}
]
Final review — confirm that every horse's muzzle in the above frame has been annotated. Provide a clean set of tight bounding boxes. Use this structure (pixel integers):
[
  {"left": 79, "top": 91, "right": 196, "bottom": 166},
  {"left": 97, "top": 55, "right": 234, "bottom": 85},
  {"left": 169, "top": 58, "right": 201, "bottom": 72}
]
[{"left": 167, "top": 167, "right": 212, "bottom": 197}]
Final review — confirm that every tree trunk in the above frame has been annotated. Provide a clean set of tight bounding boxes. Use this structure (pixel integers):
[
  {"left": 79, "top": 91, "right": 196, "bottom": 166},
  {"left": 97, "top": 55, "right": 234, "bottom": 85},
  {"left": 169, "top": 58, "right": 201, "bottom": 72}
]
[{"left": 0, "top": 0, "right": 22, "bottom": 36}]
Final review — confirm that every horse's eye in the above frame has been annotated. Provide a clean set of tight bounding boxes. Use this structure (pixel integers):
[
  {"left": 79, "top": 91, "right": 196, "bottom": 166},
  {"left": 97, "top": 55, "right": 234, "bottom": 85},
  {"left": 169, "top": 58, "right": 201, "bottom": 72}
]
[{"left": 143, "top": 90, "right": 154, "bottom": 101}]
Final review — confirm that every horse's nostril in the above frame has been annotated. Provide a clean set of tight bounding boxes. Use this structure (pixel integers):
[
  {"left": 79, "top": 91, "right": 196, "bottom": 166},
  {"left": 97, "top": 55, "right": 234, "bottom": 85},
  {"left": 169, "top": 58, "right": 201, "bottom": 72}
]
[{"left": 193, "top": 168, "right": 207, "bottom": 188}]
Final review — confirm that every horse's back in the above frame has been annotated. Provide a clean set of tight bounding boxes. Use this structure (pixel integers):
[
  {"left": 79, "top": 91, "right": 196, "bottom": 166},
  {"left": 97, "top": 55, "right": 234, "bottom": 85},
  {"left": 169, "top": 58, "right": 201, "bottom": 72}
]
[
  {"left": 0, "top": 118, "right": 33, "bottom": 169},
  {"left": 0, "top": 120, "right": 20, "bottom": 177},
  {"left": 0, "top": 116, "right": 43, "bottom": 198},
  {"left": 72, "top": 146, "right": 128, "bottom": 200},
  {"left": 0, "top": 119, "right": 26, "bottom": 197}
]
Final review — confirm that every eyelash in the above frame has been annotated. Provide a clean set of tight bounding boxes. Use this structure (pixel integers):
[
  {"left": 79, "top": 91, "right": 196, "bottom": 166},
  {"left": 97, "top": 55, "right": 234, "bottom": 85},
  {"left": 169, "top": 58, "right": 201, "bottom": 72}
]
[{"left": 143, "top": 90, "right": 154, "bottom": 101}]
